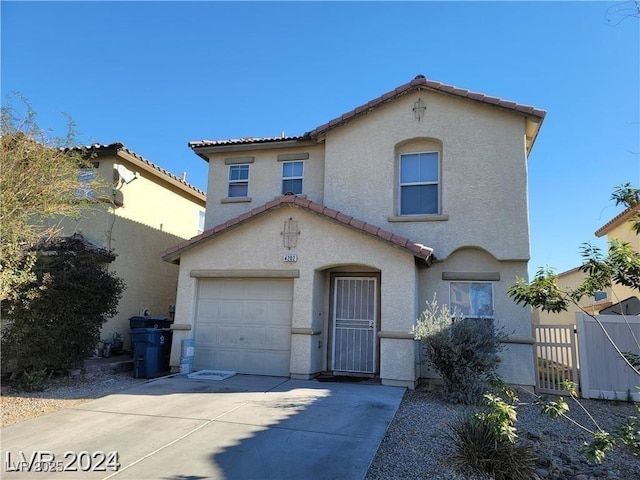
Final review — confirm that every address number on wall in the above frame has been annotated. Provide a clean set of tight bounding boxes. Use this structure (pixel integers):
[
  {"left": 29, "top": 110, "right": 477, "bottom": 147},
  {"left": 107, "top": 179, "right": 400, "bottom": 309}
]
[{"left": 283, "top": 254, "right": 298, "bottom": 262}]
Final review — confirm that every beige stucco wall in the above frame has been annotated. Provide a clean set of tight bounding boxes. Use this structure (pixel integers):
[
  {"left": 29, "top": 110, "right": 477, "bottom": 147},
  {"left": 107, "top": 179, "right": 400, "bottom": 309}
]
[
  {"left": 322, "top": 90, "right": 530, "bottom": 261},
  {"left": 58, "top": 155, "right": 206, "bottom": 348},
  {"left": 181, "top": 87, "right": 537, "bottom": 386},
  {"left": 204, "top": 145, "right": 325, "bottom": 228},
  {"left": 605, "top": 218, "right": 640, "bottom": 303},
  {"left": 418, "top": 247, "right": 535, "bottom": 386},
  {"left": 171, "top": 205, "right": 421, "bottom": 386},
  {"left": 534, "top": 269, "right": 591, "bottom": 326}
]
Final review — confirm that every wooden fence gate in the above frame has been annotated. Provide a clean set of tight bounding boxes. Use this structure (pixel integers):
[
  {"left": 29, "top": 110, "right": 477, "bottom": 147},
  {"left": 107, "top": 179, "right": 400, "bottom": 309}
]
[{"left": 534, "top": 325, "right": 580, "bottom": 395}]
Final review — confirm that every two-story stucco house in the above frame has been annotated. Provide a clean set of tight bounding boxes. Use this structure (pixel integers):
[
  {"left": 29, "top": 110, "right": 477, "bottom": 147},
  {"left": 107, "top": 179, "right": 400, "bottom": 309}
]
[
  {"left": 162, "top": 75, "right": 546, "bottom": 388},
  {"left": 59, "top": 143, "right": 207, "bottom": 349}
]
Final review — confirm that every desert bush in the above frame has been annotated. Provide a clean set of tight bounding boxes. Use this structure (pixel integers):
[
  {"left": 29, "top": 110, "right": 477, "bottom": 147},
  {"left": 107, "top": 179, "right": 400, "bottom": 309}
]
[
  {"left": 1, "top": 235, "right": 125, "bottom": 373},
  {"left": 617, "top": 410, "right": 640, "bottom": 457},
  {"left": 449, "top": 393, "right": 538, "bottom": 480},
  {"left": 414, "top": 296, "right": 504, "bottom": 404},
  {"left": 12, "top": 369, "right": 50, "bottom": 392}
]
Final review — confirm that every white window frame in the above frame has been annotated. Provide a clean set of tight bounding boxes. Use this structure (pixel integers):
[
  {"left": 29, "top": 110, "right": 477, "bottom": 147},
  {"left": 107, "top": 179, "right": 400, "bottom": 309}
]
[
  {"left": 399, "top": 151, "right": 440, "bottom": 215},
  {"left": 449, "top": 281, "right": 494, "bottom": 319},
  {"left": 281, "top": 161, "right": 304, "bottom": 195},
  {"left": 75, "top": 168, "right": 97, "bottom": 199},
  {"left": 228, "top": 164, "right": 249, "bottom": 198},
  {"left": 197, "top": 210, "right": 205, "bottom": 234}
]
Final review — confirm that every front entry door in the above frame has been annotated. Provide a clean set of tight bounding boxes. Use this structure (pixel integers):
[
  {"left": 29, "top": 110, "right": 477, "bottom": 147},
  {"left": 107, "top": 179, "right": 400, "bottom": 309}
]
[{"left": 332, "top": 276, "right": 377, "bottom": 373}]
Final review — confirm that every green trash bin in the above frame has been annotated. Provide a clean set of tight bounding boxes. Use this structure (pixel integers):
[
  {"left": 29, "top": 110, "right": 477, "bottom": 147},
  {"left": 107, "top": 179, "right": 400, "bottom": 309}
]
[{"left": 130, "top": 328, "right": 173, "bottom": 378}]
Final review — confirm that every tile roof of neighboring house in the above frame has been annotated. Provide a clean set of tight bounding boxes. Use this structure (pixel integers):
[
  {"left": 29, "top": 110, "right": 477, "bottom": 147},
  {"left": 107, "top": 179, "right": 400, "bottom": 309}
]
[
  {"left": 189, "top": 75, "right": 546, "bottom": 152},
  {"left": 162, "top": 195, "right": 434, "bottom": 264},
  {"left": 595, "top": 204, "right": 640, "bottom": 237},
  {"left": 77, "top": 143, "right": 206, "bottom": 201}
]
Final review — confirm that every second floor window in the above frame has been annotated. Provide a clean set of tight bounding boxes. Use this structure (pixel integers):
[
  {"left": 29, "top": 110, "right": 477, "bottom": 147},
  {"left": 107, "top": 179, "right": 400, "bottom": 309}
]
[
  {"left": 228, "top": 164, "right": 249, "bottom": 197},
  {"left": 75, "top": 167, "right": 97, "bottom": 199},
  {"left": 282, "top": 161, "right": 303, "bottom": 195},
  {"left": 197, "top": 210, "right": 205, "bottom": 234},
  {"left": 399, "top": 152, "right": 439, "bottom": 215}
]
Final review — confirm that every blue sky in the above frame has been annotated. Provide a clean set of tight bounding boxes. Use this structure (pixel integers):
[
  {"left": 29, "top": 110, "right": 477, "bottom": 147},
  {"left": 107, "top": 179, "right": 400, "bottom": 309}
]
[{"left": 2, "top": 1, "right": 639, "bottom": 276}]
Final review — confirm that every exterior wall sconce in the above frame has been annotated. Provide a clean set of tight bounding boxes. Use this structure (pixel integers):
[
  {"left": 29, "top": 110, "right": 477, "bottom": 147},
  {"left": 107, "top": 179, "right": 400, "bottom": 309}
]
[{"left": 413, "top": 98, "right": 426, "bottom": 121}]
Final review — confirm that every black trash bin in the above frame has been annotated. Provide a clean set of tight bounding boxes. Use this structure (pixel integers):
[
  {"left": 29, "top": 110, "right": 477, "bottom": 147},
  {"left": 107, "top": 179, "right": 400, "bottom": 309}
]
[
  {"left": 130, "top": 328, "right": 173, "bottom": 378},
  {"left": 129, "top": 316, "right": 173, "bottom": 329}
]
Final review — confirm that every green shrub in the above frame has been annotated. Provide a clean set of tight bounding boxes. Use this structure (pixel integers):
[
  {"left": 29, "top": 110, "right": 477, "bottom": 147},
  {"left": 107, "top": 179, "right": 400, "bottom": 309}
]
[
  {"left": 12, "top": 369, "right": 50, "bottom": 392},
  {"left": 616, "top": 407, "right": 640, "bottom": 457},
  {"left": 449, "top": 394, "right": 538, "bottom": 480},
  {"left": 414, "top": 296, "right": 504, "bottom": 404},
  {"left": 1, "top": 235, "right": 125, "bottom": 373}
]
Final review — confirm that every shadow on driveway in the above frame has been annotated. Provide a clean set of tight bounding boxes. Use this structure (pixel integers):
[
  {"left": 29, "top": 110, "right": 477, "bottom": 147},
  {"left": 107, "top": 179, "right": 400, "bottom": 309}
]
[{"left": 1, "top": 375, "right": 405, "bottom": 480}]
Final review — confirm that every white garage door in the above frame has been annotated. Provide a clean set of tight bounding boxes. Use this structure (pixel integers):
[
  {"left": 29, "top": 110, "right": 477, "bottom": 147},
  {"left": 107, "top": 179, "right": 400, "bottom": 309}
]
[{"left": 194, "top": 278, "right": 293, "bottom": 376}]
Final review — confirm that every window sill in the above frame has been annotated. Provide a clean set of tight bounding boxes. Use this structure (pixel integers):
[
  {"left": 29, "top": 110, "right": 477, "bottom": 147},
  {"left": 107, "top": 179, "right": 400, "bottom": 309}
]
[
  {"left": 221, "top": 197, "right": 252, "bottom": 204},
  {"left": 275, "top": 194, "right": 306, "bottom": 200},
  {"left": 388, "top": 214, "right": 449, "bottom": 222}
]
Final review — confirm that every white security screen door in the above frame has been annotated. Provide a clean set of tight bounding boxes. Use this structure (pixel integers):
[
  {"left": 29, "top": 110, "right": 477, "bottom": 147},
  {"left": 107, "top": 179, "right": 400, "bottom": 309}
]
[{"left": 332, "top": 277, "right": 377, "bottom": 373}]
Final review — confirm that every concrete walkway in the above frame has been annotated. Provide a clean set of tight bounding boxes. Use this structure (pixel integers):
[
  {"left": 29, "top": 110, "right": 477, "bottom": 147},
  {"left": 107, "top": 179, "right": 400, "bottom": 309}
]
[{"left": 1, "top": 375, "right": 405, "bottom": 479}]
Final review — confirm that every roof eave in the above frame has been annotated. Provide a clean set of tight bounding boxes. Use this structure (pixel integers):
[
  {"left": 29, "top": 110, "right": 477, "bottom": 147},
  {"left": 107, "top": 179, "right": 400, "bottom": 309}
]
[
  {"left": 161, "top": 196, "right": 434, "bottom": 265},
  {"left": 595, "top": 204, "right": 640, "bottom": 237},
  {"left": 307, "top": 78, "right": 546, "bottom": 145},
  {"left": 114, "top": 149, "right": 206, "bottom": 204},
  {"left": 189, "top": 137, "right": 317, "bottom": 161},
  {"left": 78, "top": 143, "right": 206, "bottom": 203}
]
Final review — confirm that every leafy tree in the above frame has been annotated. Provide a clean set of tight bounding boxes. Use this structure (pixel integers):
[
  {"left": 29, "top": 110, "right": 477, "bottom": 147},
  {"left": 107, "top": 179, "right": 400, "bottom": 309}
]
[
  {"left": 508, "top": 183, "right": 640, "bottom": 461},
  {"left": 1, "top": 95, "right": 123, "bottom": 381},
  {"left": 1, "top": 235, "right": 125, "bottom": 373},
  {"left": 0, "top": 94, "right": 104, "bottom": 302}
]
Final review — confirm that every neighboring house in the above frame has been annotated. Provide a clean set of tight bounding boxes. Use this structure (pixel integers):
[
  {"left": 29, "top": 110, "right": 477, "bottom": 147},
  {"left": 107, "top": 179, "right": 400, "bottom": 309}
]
[
  {"left": 58, "top": 143, "right": 206, "bottom": 348},
  {"left": 162, "top": 75, "right": 545, "bottom": 388},
  {"left": 534, "top": 204, "right": 640, "bottom": 326}
]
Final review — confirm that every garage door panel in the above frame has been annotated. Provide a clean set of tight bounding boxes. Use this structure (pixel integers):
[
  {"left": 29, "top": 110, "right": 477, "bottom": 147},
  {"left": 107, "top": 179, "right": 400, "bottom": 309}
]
[
  {"left": 238, "top": 350, "right": 291, "bottom": 376},
  {"left": 268, "top": 302, "right": 293, "bottom": 324},
  {"left": 243, "top": 302, "right": 268, "bottom": 322},
  {"left": 192, "top": 346, "right": 214, "bottom": 371},
  {"left": 265, "top": 327, "right": 291, "bottom": 349},
  {"left": 217, "top": 326, "right": 243, "bottom": 347},
  {"left": 195, "top": 278, "right": 293, "bottom": 377},
  {"left": 196, "top": 300, "right": 219, "bottom": 322},
  {"left": 219, "top": 302, "right": 243, "bottom": 322},
  {"left": 194, "top": 324, "right": 217, "bottom": 346},
  {"left": 193, "top": 347, "right": 237, "bottom": 373}
]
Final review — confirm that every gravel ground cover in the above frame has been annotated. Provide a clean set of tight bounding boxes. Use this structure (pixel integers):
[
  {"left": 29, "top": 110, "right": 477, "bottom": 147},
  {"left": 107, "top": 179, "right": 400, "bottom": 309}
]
[
  {"left": 366, "top": 386, "right": 640, "bottom": 480},
  {"left": 2, "top": 374, "right": 639, "bottom": 479},
  {"left": 1, "top": 371, "right": 146, "bottom": 427}
]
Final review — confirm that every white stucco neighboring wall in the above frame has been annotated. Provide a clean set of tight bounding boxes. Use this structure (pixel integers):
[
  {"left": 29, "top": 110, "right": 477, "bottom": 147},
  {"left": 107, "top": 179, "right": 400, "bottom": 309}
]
[{"left": 171, "top": 205, "right": 421, "bottom": 386}]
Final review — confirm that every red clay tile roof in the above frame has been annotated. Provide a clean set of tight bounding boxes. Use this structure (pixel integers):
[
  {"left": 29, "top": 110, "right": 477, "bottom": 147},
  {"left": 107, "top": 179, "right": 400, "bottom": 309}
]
[
  {"left": 162, "top": 195, "right": 434, "bottom": 264},
  {"left": 76, "top": 142, "right": 206, "bottom": 198},
  {"left": 189, "top": 75, "right": 546, "bottom": 150},
  {"left": 307, "top": 74, "right": 546, "bottom": 138},
  {"left": 595, "top": 204, "right": 640, "bottom": 237},
  {"left": 188, "top": 136, "right": 305, "bottom": 148}
]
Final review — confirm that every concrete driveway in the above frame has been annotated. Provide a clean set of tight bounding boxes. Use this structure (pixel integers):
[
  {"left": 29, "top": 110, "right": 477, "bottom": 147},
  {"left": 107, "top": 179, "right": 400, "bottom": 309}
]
[{"left": 1, "top": 375, "right": 405, "bottom": 479}]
